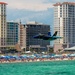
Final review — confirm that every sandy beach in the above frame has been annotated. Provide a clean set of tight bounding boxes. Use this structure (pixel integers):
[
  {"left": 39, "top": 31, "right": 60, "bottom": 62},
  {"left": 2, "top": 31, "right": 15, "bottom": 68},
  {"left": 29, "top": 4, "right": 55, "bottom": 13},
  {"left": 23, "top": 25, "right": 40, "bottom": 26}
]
[{"left": 0, "top": 54, "right": 75, "bottom": 63}]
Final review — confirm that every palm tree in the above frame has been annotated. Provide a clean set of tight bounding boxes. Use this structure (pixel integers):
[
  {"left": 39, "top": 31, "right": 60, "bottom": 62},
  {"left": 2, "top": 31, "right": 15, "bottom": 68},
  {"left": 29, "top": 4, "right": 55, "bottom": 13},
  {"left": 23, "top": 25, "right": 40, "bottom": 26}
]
[
  {"left": 58, "top": 49, "right": 62, "bottom": 54},
  {"left": 49, "top": 48, "right": 54, "bottom": 54}
]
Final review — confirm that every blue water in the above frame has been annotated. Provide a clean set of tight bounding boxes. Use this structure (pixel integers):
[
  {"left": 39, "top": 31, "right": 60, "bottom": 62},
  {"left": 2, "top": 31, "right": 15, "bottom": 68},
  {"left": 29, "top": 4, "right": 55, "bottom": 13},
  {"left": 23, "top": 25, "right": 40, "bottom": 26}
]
[{"left": 0, "top": 60, "right": 75, "bottom": 75}]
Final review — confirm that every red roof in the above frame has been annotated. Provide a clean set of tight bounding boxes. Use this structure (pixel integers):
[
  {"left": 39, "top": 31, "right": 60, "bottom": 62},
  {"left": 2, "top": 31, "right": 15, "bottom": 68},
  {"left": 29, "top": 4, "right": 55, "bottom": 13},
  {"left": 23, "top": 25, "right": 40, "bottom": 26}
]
[
  {"left": 0, "top": 2, "right": 7, "bottom": 5},
  {"left": 53, "top": 2, "right": 75, "bottom": 6},
  {"left": 53, "top": 2, "right": 62, "bottom": 6}
]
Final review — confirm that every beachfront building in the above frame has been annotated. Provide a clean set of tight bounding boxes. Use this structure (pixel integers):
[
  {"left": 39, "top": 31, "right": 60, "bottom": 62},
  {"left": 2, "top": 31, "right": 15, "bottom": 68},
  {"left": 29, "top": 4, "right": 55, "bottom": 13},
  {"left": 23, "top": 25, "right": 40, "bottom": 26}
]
[
  {"left": 19, "top": 21, "right": 50, "bottom": 52},
  {"left": 6, "top": 22, "right": 19, "bottom": 50},
  {"left": 0, "top": 2, "right": 7, "bottom": 51},
  {"left": 19, "top": 22, "right": 26, "bottom": 51},
  {"left": 53, "top": 2, "right": 75, "bottom": 52}
]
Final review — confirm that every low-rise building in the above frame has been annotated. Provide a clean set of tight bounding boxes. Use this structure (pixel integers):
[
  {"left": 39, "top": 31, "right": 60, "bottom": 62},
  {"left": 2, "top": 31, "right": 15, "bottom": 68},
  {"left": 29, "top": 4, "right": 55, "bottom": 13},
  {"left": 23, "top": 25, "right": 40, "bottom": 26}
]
[{"left": 6, "top": 22, "right": 19, "bottom": 50}]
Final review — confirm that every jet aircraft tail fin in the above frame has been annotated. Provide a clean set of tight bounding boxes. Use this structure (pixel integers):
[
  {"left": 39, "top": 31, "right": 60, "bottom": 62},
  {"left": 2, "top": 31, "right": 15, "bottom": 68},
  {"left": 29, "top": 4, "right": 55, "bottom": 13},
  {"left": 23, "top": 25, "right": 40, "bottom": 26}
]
[
  {"left": 48, "top": 32, "right": 51, "bottom": 36},
  {"left": 53, "top": 31, "right": 58, "bottom": 36}
]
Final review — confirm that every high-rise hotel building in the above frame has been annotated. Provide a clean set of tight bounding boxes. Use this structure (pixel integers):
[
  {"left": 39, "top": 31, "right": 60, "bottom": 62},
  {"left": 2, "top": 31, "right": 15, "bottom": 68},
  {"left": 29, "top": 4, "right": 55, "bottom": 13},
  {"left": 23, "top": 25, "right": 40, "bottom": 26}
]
[
  {"left": 53, "top": 2, "right": 75, "bottom": 52},
  {"left": 0, "top": 2, "right": 7, "bottom": 50}
]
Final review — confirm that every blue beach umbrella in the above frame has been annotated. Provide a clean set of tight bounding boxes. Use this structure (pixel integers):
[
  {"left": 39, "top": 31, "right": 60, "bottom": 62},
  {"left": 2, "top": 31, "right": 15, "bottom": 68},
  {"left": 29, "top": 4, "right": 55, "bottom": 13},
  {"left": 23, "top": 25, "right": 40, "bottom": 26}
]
[
  {"left": 21, "top": 55, "right": 27, "bottom": 58},
  {"left": 4, "top": 56, "right": 10, "bottom": 59},
  {"left": 34, "top": 54, "right": 41, "bottom": 58},
  {"left": 0, "top": 55, "right": 5, "bottom": 59},
  {"left": 54, "top": 54, "right": 62, "bottom": 58},
  {"left": 12, "top": 56, "right": 21, "bottom": 60},
  {"left": 0, "top": 55, "right": 10, "bottom": 60},
  {"left": 42, "top": 55, "right": 50, "bottom": 58},
  {"left": 29, "top": 55, "right": 36, "bottom": 59}
]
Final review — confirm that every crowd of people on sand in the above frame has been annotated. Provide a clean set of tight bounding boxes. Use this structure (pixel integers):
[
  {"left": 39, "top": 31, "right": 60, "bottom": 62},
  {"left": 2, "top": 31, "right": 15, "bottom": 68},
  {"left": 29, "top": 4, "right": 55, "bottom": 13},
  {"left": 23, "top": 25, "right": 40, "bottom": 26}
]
[{"left": 0, "top": 53, "right": 75, "bottom": 63}]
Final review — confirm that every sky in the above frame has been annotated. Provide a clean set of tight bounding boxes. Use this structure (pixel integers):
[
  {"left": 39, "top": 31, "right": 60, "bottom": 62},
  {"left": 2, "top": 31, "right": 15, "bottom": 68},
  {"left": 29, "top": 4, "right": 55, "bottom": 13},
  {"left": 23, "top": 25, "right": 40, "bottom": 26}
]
[{"left": 0, "top": 0, "right": 75, "bottom": 31}]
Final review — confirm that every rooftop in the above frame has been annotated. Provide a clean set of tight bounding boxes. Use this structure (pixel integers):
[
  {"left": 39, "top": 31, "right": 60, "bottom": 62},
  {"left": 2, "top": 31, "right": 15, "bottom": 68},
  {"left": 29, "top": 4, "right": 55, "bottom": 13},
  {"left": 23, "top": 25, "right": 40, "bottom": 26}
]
[
  {"left": 53, "top": 2, "right": 75, "bottom": 6},
  {"left": 64, "top": 46, "right": 75, "bottom": 51},
  {"left": 26, "top": 21, "right": 49, "bottom": 25},
  {"left": 26, "top": 21, "right": 43, "bottom": 25},
  {"left": 0, "top": 2, "right": 7, "bottom": 4}
]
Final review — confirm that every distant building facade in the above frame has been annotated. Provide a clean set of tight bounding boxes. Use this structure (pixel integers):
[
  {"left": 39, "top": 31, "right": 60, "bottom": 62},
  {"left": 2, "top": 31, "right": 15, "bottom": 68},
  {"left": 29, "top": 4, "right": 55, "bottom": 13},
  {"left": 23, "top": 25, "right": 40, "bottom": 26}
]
[
  {"left": 53, "top": 2, "right": 75, "bottom": 52},
  {"left": 19, "top": 21, "right": 50, "bottom": 52},
  {"left": 0, "top": 2, "right": 7, "bottom": 50},
  {"left": 0, "top": 1, "right": 51, "bottom": 53},
  {"left": 7, "top": 22, "right": 19, "bottom": 50},
  {"left": 19, "top": 23, "right": 26, "bottom": 50}
]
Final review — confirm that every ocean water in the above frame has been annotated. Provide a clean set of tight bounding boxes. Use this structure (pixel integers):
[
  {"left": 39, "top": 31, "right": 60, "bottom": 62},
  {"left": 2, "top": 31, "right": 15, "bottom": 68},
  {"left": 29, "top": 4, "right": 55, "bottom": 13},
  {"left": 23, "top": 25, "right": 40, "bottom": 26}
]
[{"left": 0, "top": 60, "right": 75, "bottom": 75}]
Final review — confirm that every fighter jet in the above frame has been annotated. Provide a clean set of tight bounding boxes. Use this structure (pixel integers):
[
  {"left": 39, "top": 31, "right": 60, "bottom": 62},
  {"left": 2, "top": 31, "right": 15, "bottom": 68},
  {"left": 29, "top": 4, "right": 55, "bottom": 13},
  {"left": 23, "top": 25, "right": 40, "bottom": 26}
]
[{"left": 33, "top": 31, "right": 63, "bottom": 41}]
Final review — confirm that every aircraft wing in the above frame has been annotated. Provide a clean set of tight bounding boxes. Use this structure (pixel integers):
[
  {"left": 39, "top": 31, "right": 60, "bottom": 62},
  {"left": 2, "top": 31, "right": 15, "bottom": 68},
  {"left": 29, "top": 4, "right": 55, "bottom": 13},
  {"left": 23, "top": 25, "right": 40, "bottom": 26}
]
[
  {"left": 33, "top": 34, "right": 45, "bottom": 39},
  {"left": 42, "top": 35, "right": 52, "bottom": 40},
  {"left": 52, "top": 36, "right": 63, "bottom": 38}
]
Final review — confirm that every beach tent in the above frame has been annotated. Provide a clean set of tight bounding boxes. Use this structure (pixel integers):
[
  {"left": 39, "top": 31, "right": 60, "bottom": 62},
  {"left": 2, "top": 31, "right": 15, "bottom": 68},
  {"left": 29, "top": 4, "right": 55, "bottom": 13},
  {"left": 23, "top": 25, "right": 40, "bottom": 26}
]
[
  {"left": 64, "top": 46, "right": 75, "bottom": 51},
  {"left": 70, "top": 54, "right": 75, "bottom": 57}
]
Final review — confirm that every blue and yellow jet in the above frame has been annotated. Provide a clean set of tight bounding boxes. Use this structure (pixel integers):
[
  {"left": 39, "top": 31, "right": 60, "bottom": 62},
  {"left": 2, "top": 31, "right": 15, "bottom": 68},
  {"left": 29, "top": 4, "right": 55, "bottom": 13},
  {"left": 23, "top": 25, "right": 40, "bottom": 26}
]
[{"left": 33, "top": 31, "right": 63, "bottom": 41}]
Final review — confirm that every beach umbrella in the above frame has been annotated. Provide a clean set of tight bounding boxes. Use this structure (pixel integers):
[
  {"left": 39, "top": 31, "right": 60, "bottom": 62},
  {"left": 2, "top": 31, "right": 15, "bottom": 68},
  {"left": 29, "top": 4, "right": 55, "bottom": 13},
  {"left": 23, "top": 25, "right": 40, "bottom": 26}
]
[
  {"left": 67, "top": 54, "right": 71, "bottom": 57},
  {"left": 13, "top": 55, "right": 21, "bottom": 60},
  {"left": 21, "top": 55, "right": 28, "bottom": 58},
  {"left": 29, "top": 55, "right": 36, "bottom": 59},
  {"left": 0, "top": 55, "right": 5, "bottom": 59},
  {"left": 49, "top": 54, "right": 55, "bottom": 58},
  {"left": 0, "top": 55, "right": 6, "bottom": 58},
  {"left": 42, "top": 55, "right": 50, "bottom": 58},
  {"left": 34, "top": 54, "right": 41, "bottom": 58},
  {"left": 4, "top": 56, "right": 10, "bottom": 59},
  {"left": 9, "top": 56, "right": 17, "bottom": 59},
  {"left": 0, "top": 55, "right": 10, "bottom": 60},
  {"left": 54, "top": 54, "right": 62, "bottom": 58}
]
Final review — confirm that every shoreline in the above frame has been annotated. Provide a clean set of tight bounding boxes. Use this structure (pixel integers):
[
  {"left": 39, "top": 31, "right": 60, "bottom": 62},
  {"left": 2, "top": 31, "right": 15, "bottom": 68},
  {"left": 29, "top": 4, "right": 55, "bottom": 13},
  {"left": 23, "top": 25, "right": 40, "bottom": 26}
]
[{"left": 0, "top": 57, "right": 75, "bottom": 64}]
